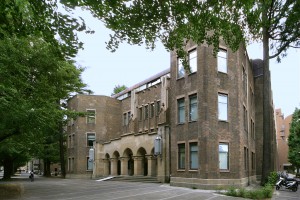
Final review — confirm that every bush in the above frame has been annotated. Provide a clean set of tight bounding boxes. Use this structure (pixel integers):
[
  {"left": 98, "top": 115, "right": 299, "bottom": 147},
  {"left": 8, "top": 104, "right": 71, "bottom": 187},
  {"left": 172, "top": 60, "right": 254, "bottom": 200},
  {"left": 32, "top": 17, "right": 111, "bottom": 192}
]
[
  {"left": 0, "top": 183, "right": 24, "bottom": 199},
  {"left": 225, "top": 186, "right": 238, "bottom": 197},
  {"left": 267, "top": 171, "right": 278, "bottom": 186}
]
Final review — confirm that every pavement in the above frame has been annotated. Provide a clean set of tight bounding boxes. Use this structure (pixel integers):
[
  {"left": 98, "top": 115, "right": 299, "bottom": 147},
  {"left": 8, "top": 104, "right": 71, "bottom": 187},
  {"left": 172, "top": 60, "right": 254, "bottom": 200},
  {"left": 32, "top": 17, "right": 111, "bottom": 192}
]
[{"left": 0, "top": 172, "right": 299, "bottom": 200}]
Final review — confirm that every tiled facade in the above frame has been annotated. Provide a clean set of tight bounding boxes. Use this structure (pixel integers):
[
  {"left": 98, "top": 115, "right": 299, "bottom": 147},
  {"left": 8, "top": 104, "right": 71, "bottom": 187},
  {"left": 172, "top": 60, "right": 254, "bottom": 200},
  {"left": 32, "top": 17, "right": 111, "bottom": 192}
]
[{"left": 66, "top": 42, "right": 276, "bottom": 189}]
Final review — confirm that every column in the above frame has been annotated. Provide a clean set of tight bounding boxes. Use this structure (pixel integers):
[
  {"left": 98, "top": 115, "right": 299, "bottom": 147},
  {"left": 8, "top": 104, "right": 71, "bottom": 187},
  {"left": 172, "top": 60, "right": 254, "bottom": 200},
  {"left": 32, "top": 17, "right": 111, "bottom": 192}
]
[
  {"left": 147, "top": 155, "right": 157, "bottom": 177},
  {"left": 103, "top": 159, "right": 110, "bottom": 176},
  {"left": 110, "top": 158, "right": 118, "bottom": 176},
  {"left": 134, "top": 156, "right": 144, "bottom": 176},
  {"left": 120, "top": 157, "right": 129, "bottom": 176}
]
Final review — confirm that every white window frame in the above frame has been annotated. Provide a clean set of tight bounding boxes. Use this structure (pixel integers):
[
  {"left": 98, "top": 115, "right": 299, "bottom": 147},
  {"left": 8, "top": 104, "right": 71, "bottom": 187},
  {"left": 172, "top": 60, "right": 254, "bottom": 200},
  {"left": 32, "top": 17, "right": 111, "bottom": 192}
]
[
  {"left": 189, "top": 49, "right": 197, "bottom": 73},
  {"left": 218, "top": 49, "right": 227, "bottom": 73},
  {"left": 218, "top": 93, "right": 228, "bottom": 121},
  {"left": 219, "top": 143, "right": 229, "bottom": 170}
]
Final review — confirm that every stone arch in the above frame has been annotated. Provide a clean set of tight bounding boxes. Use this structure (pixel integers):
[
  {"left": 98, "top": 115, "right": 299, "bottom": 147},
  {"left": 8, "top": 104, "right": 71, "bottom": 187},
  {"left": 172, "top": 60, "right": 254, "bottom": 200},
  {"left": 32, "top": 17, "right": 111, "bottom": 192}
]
[
  {"left": 104, "top": 153, "right": 111, "bottom": 175},
  {"left": 122, "top": 148, "right": 134, "bottom": 176},
  {"left": 111, "top": 151, "right": 121, "bottom": 175},
  {"left": 136, "top": 147, "right": 148, "bottom": 176}
]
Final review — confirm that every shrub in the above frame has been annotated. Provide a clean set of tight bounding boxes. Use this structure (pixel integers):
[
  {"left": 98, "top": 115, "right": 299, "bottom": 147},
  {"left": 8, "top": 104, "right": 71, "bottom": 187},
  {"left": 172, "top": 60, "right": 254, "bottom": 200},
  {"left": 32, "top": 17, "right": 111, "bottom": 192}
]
[
  {"left": 225, "top": 186, "right": 238, "bottom": 197},
  {"left": 267, "top": 171, "right": 278, "bottom": 186}
]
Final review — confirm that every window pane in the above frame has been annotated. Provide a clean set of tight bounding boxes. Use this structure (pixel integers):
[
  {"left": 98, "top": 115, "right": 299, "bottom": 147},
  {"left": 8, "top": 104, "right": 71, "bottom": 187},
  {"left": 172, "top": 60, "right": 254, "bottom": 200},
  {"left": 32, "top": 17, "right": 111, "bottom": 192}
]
[
  {"left": 189, "top": 95, "right": 198, "bottom": 121},
  {"left": 177, "top": 58, "right": 185, "bottom": 78},
  {"left": 178, "top": 144, "right": 185, "bottom": 169},
  {"left": 178, "top": 98, "right": 185, "bottom": 123},
  {"left": 218, "top": 49, "right": 227, "bottom": 73},
  {"left": 218, "top": 94, "right": 228, "bottom": 121},
  {"left": 87, "top": 133, "right": 95, "bottom": 146},
  {"left": 87, "top": 110, "right": 95, "bottom": 124},
  {"left": 144, "top": 105, "right": 148, "bottom": 119},
  {"left": 219, "top": 143, "right": 229, "bottom": 170},
  {"left": 189, "top": 50, "right": 197, "bottom": 73},
  {"left": 190, "top": 143, "right": 198, "bottom": 170},
  {"left": 156, "top": 101, "right": 161, "bottom": 116}
]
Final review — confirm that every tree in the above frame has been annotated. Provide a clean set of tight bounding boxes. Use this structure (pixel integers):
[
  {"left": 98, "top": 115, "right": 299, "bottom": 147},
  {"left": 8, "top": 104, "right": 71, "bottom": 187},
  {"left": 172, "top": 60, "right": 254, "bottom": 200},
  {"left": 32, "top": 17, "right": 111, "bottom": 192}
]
[
  {"left": 0, "top": 0, "right": 93, "bottom": 59},
  {"left": 64, "top": 0, "right": 300, "bottom": 185},
  {"left": 288, "top": 108, "right": 300, "bottom": 174},
  {"left": 0, "top": 36, "right": 89, "bottom": 179},
  {"left": 111, "top": 84, "right": 127, "bottom": 96}
]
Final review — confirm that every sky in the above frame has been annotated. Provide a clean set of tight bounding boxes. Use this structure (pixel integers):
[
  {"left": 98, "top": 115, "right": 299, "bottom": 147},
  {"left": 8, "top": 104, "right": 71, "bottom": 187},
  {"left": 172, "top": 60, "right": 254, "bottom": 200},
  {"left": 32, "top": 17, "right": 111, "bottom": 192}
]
[{"left": 75, "top": 9, "right": 300, "bottom": 117}]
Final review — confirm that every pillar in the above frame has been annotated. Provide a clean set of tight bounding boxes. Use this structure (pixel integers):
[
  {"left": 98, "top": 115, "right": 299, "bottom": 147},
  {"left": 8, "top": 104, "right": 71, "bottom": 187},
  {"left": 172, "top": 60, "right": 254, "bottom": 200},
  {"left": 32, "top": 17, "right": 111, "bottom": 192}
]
[
  {"left": 147, "top": 155, "right": 157, "bottom": 177},
  {"left": 120, "top": 157, "right": 129, "bottom": 176},
  {"left": 103, "top": 159, "right": 110, "bottom": 176},
  {"left": 134, "top": 156, "right": 144, "bottom": 176},
  {"left": 110, "top": 158, "right": 118, "bottom": 176}
]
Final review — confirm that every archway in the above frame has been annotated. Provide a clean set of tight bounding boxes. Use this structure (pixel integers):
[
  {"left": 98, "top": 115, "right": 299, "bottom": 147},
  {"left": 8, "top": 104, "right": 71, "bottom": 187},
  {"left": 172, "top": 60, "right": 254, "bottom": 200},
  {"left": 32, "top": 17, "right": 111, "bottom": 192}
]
[
  {"left": 105, "top": 153, "right": 111, "bottom": 175},
  {"left": 136, "top": 147, "right": 148, "bottom": 176},
  {"left": 112, "top": 151, "right": 121, "bottom": 176},
  {"left": 123, "top": 148, "right": 134, "bottom": 176}
]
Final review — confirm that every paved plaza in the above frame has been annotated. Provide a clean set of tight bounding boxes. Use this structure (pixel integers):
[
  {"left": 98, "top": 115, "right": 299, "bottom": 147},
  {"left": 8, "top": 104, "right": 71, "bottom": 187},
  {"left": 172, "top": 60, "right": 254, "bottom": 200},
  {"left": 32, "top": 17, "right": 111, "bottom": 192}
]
[{"left": 1, "top": 172, "right": 299, "bottom": 200}]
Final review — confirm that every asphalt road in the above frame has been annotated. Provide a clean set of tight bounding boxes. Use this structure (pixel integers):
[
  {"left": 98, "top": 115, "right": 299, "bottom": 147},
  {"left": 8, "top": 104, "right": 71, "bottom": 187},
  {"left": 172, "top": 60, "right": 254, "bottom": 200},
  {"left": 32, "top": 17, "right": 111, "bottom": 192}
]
[{"left": 1, "top": 172, "right": 299, "bottom": 200}]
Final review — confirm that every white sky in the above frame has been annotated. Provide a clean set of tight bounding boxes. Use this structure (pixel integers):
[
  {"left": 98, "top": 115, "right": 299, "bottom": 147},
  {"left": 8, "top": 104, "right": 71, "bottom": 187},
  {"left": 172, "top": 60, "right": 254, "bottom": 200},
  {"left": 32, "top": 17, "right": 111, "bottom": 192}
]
[{"left": 75, "top": 9, "right": 300, "bottom": 117}]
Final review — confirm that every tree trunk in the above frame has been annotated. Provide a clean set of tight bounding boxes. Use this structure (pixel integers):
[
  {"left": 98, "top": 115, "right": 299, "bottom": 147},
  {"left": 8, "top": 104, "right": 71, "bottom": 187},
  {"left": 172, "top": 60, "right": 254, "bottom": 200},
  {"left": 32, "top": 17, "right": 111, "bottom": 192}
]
[
  {"left": 43, "top": 159, "right": 51, "bottom": 177},
  {"left": 2, "top": 158, "right": 13, "bottom": 180},
  {"left": 261, "top": 7, "right": 271, "bottom": 185}
]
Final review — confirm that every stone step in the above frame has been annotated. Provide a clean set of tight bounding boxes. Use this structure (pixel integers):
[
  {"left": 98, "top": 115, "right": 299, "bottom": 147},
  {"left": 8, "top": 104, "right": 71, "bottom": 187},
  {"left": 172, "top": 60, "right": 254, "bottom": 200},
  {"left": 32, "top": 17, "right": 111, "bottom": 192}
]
[{"left": 106, "top": 176, "right": 161, "bottom": 183}]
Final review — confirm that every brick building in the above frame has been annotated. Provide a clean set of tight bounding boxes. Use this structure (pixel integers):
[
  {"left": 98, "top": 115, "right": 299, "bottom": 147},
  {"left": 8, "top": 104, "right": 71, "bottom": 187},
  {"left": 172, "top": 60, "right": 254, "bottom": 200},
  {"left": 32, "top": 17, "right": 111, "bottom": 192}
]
[
  {"left": 66, "top": 41, "right": 276, "bottom": 189},
  {"left": 275, "top": 108, "right": 292, "bottom": 171}
]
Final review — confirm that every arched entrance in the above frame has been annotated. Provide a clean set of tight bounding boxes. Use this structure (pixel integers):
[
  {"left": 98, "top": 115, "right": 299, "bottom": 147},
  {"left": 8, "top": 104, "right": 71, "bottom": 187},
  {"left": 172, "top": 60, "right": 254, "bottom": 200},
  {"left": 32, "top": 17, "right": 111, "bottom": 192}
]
[
  {"left": 104, "top": 153, "right": 111, "bottom": 175},
  {"left": 123, "top": 148, "right": 134, "bottom": 176},
  {"left": 136, "top": 147, "right": 148, "bottom": 176},
  {"left": 112, "top": 151, "right": 121, "bottom": 176}
]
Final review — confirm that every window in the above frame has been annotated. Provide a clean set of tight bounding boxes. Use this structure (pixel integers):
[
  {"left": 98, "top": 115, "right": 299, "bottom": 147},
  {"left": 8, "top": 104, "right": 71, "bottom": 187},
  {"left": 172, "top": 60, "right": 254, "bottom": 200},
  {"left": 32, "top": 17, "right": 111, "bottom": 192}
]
[
  {"left": 189, "top": 143, "right": 198, "bottom": 170},
  {"left": 68, "top": 135, "right": 71, "bottom": 148},
  {"left": 87, "top": 133, "right": 95, "bottom": 146},
  {"left": 127, "top": 112, "right": 131, "bottom": 124},
  {"left": 144, "top": 105, "right": 149, "bottom": 119},
  {"left": 139, "top": 107, "right": 143, "bottom": 121},
  {"left": 178, "top": 143, "right": 185, "bottom": 169},
  {"left": 156, "top": 101, "right": 161, "bottom": 116},
  {"left": 87, "top": 157, "right": 93, "bottom": 170},
  {"left": 219, "top": 143, "right": 229, "bottom": 170},
  {"left": 242, "top": 67, "right": 247, "bottom": 96},
  {"left": 218, "top": 49, "right": 227, "bottom": 73},
  {"left": 123, "top": 112, "right": 131, "bottom": 125},
  {"left": 150, "top": 103, "right": 155, "bottom": 118},
  {"left": 251, "top": 152, "right": 255, "bottom": 170},
  {"left": 218, "top": 93, "right": 228, "bottom": 121},
  {"left": 244, "top": 147, "right": 249, "bottom": 170},
  {"left": 177, "top": 58, "right": 185, "bottom": 78},
  {"left": 123, "top": 113, "right": 127, "bottom": 126},
  {"left": 189, "top": 94, "right": 198, "bottom": 121},
  {"left": 86, "top": 110, "right": 95, "bottom": 124},
  {"left": 243, "top": 106, "right": 248, "bottom": 132},
  {"left": 177, "top": 98, "right": 185, "bottom": 123},
  {"left": 189, "top": 49, "right": 197, "bottom": 73}
]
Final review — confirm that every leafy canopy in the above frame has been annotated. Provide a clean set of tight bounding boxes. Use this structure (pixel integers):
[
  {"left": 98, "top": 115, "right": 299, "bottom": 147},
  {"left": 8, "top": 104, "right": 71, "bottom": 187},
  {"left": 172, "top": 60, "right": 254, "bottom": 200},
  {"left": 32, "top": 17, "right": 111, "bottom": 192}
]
[
  {"left": 0, "top": 0, "right": 93, "bottom": 58},
  {"left": 288, "top": 108, "right": 300, "bottom": 170},
  {"left": 0, "top": 36, "right": 88, "bottom": 142}
]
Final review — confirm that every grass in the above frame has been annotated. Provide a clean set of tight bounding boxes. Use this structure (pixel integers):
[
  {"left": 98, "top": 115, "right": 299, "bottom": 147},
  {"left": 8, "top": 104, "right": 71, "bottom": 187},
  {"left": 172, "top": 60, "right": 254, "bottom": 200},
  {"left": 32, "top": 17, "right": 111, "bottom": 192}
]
[{"left": 0, "top": 183, "right": 24, "bottom": 199}]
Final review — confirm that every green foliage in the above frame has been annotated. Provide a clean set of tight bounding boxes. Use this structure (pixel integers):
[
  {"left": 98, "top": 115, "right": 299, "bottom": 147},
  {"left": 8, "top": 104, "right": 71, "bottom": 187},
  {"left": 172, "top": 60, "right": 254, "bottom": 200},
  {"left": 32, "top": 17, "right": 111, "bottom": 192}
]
[
  {"left": 288, "top": 108, "right": 300, "bottom": 170},
  {"left": 225, "top": 186, "right": 238, "bottom": 197},
  {"left": 111, "top": 84, "right": 127, "bottom": 96},
  {"left": 267, "top": 171, "right": 278, "bottom": 186},
  {"left": 0, "top": 0, "right": 91, "bottom": 58},
  {"left": 0, "top": 36, "right": 88, "bottom": 179}
]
